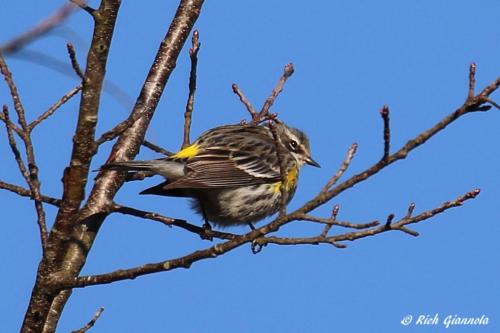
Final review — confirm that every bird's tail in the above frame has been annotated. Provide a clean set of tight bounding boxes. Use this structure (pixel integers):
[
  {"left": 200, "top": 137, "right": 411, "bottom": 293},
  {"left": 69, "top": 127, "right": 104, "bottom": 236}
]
[{"left": 101, "top": 159, "right": 184, "bottom": 179}]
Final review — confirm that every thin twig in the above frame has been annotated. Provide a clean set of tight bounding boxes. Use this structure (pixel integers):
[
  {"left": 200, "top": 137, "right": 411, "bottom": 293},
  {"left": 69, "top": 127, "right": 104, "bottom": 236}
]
[
  {"left": 0, "top": 180, "right": 61, "bottom": 206},
  {"left": 70, "top": 0, "right": 96, "bottom": 16},
  {"left": 232, "top": 83, "right": 258, "bottom": 119},
  {"left": 320, "top": 205, "right": 339, "bottom": 237},
  {"left": 255, "top": 189, "right": 479, "bottom": 249},
  {"left": 59, "top": 188, "right": 480, "bottom": 289},
  {"left": 2, "top": 106, "right": 31, "bottom": 185},
  {"left": 0, "top": 3, "right": 77, "bottom": 54},
  {"left": 232, "top": 63, "right": 294, "bottom": 124},
  {"left": 66, "top": 43, "right": 85, "bottom": 79},
  {"left": 321, "top": 143, "right": 357, "bottom": 193},
  {"left": 111, "top": 204, "right": 237, "bottom": 241},
  {"left": 405, "top": 202, "right": 416, "bottom": 218},
  {"left": 50, "top": 64, "right": 499, "bottom": 291},
  {"left": 380, "top": 105, "right": 390, "bottom": 161},
  {"left": 2, "top": 106, "right": 48, "bottom": 251},
  {"left": 29, "top": 84, "right": 82, "bottom": 131},
  {"left": 0, "top": 109, "right": 23, "bottom": 136},
  {"left": 142, "top": 140, "right": 173, "bottom": 156},
  {"left": 71, "top": 307, "right": 104, "bottom": 333},
  {"left": 182, "top": 30, "right": 200, "bottom": 149},
  {"left": 468, "top": 63, "right": 476, "bottom": 100},
  {"left": 384, "top": 213, "right": 395, "bottom": 229},
  {"left": 22, "top": 1, "right": 124, "bottom": 331},
  {"left": 95, "top": 112, "right": 143, "bottom": 146},
  {"left": 299, "top": 213, "right": 379, "bottom": 230},
  {"left": 1, "top": 54, "right": 48, "bottom": 251},
  {"left": 257, "top": 63, "right": 294, "bottom": 122}
]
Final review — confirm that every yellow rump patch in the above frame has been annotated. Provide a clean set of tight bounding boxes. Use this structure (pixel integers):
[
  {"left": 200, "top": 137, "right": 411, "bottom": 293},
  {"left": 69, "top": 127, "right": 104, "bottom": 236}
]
[
  {"left": 171, "top": 143, "right": 199, "bottom": 159},
  {"left": 272, "top": 166, "right": 298, "bottom": 194}
]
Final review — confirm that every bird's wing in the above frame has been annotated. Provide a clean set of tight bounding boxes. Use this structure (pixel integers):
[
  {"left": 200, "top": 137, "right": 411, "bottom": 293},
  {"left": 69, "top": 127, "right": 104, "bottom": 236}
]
[{"left": 163, "top": 146, "right": 281, "bottom": 189}]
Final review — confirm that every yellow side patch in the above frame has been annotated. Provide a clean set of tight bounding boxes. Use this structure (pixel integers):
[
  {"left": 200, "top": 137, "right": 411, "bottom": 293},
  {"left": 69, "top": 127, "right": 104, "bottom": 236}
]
[
  {"left": 272, "top": 166, "right": 298, "bottom": 194},
  {"left": 171, "top": 143, "right": 199, "bottom": 159}
]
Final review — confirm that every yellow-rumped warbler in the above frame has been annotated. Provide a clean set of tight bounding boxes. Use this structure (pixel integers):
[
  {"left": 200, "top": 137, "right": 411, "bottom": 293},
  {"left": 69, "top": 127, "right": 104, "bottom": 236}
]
[{"left": 104, "top": 122, "right": 319, "bottom": 227}]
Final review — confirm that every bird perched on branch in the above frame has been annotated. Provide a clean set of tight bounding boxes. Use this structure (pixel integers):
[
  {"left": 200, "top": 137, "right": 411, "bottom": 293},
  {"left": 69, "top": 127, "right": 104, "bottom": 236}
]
[{"left": 103, "top": 122, "right": 320, "bottom": 228}]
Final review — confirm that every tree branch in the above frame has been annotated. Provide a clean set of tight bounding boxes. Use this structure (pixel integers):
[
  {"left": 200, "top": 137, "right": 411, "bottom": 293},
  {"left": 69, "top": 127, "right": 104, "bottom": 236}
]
[
  {"left": 52, "top": 65, "right": 500, "bottom": 289},
  {"left": 258, "top": 63, "right": 294, "bottom": 122},
  {"left": 111, "top": 203, "right": 236, "bottom": 241},
  {"left": 59, "top": 188, "right": 478, "bottom": 289},
  {"left": 182, "top": 30, "right": 200, "bottom": 148},
  {"left": 298, "top": 214, "right": 379, "bottom": 230},
  {"left": 70, "top": 0, "right": 96, "bottom": 16},
  {"left": 66, "top": 43, "right": 85, "bottom": 79},
  {"left": 0, "top": 53, "right": 48, "bottom": 252},
  {"left": 232, "top": 63, "right": 294, "bottom": 124},
  {"left": 294, "top": 67, "right": 500, "bottom": 220},
  {"left": 0, "top": 180, "right": 61, "bottom": 206},
  {"left": 254, "top": 189, "right": 479, "bottom": 249},
  {"left": 21, "top": 1, "right": 123, "bottom": 331},
  {"left": 28, "top": 84, "right": 82, "bottom": 131},
  {"left": 320, "top": 143, "right": 358, "bottom": 193},
  {"left": 0, "top": 3, "right": 77, "bottom": 54},
  {"left": 142, "top": 140, "right": 173, "bottom": 156},
  {"left": 231, "top": 83, "right": 258, "bottom": 120},
  {"left": 71, "top": 307, "right": 104, "bottom": 333},
  {"left": 22, "top": 1, "right": 206, "bottom": 332},
  {"left": 380, "top": 105, "right": 390, "bottom": 161}
]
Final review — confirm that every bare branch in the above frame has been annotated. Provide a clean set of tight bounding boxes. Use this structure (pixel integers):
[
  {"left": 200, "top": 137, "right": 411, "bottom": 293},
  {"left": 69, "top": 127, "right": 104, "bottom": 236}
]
[
  {"left": 95, "top": 112, "right": 143, "bottom": 146},
  {"left": 0, "top": 3, "right": 77, "bottom": 54},
  {"left": 232, "top": 63, "right": 294, "bottom": 124},
  {"left": 57, "top": 67, "right": 493, "bottom": 287},
  {"left": 0, "top": 180, "right": 61, "bottom": 206},
  {"left": 71, "top": 307, "right": 104, "bottom": 333},
  {"left": 398, "top": 226, "right": 419, "bottom": 237},
  {"left": 2, "top": 106, "right": 31, "bottom": 186},
  {"left": 111, "top": 204, "right": 236, "bottom": 241},
  {"left": 255, "top": 189, "right": 479, "bottom": 249},
  {"left": 142, "top": 140, "right": 173, "bottom": 156},
  {"left": 294, "top": 67, "right": 500, "bottom": 221},
  {"left": 468, "top": 63, "right": 476, "bottom": 100},
  {"left": 384, "top": 213, "right": 395, "bottom": 229},
  {"left": 66, "top": 43, "right": 85, "bottom": 79},
  {"left": 58, "top": 188, "right": 478, "bottom": 289},
  {"left": 182, "top": 30, "right": 201, "bottom": 149},
  {"left": 320, "top": 204, "right": 340, "bottom": 237},
  {"left": 380, "top": 105, "right": 390, "bottom": 161},
  {"left": 28, "top": 84, "right": 82, "bottom": 131},
  {"left": 255, "top": 235, "right": 348, "bottom": 249},
  {"left": 258, "top": 63, "right": 294, "bottom": 121},
  {"left": 484, "top": 97, "right": 500, "bottom": 110},
  {"left": 0, "top": 107, "right": 23, "bottom": 136},
  {"left": 298, "top": 214, "right": 379, "bottom": 230},
  {"left": 232, "top": 83, "right": 258, "bottom": 120},
  {"left": 405, "top": 202, "right": 416, "bottom": 218},
  {"left": 321, "top": 143, "right": 358, "bottom": 193},
  {"left": 70, "top": 0, "right": 96, "bottom": 16},
  {"left": 23, "top": 3, "right": 207, "bottom": 331},
  {"left": 477, "top": 76, "right": 500, "bottom": 99},
  {"left": 2, "top": 102, "right": 48, "bottom": 252},
  {"left": 21, "top": 1, "right": 123, "bottom": 331}
]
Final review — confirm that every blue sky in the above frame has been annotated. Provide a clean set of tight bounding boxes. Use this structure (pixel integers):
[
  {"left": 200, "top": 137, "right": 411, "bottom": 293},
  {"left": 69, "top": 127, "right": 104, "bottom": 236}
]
[{"left": 1, "top": 1, "right": 499, "bottom": 332}]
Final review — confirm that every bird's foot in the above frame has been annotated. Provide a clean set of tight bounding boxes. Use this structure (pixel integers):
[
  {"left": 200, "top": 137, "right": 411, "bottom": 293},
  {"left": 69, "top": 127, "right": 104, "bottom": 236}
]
[{"left": 200, "top": 221, "right": 213, "bottom": 241}]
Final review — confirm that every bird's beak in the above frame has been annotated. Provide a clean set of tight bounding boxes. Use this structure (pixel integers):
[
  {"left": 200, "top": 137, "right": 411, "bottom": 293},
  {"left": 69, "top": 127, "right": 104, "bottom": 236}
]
[{"left": 305, "top": 156, "right": 321, "bottom": 168}]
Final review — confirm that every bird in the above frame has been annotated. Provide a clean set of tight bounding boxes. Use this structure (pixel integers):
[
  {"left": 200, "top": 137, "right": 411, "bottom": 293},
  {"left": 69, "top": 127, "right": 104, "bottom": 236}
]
[{"left": 103, "top": 122, "right": 320, "bottom": 228}]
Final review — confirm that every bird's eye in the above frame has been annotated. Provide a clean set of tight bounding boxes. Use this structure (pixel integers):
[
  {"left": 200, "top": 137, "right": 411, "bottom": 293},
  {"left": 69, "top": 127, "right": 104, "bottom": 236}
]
[{"left": 289, "top": 140, "right": 298, "bottom": 151}]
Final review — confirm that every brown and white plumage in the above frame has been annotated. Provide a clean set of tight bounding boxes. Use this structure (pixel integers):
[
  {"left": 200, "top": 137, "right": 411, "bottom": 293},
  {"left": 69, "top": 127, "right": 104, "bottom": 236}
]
[{"left": 103, "top": 123, "right": 319, "bottom": 227}]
